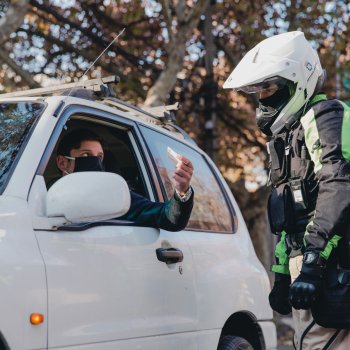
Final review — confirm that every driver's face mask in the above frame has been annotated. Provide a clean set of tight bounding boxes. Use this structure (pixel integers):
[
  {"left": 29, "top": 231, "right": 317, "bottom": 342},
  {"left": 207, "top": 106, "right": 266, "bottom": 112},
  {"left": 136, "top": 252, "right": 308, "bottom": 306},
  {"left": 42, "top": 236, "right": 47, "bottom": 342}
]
[{"left": 65, "top": 156, "right": 105, "bottom": 173}]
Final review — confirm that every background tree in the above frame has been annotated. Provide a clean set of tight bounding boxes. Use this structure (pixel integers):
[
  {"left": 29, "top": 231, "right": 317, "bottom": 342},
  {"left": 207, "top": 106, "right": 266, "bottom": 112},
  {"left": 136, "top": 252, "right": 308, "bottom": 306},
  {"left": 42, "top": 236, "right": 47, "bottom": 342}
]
[
  {"left": 0, "top": 0, "right": 38, "bottom": 88},
  {"left": 1, "top": 0, "right": 350, "bottom": 269}
]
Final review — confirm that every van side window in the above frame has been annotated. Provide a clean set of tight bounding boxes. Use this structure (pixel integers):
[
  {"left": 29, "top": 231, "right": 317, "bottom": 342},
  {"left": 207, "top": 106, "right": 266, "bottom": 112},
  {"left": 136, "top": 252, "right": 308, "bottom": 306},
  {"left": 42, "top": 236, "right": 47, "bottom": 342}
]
[{"left": 140, "top": 126, "right": 234, "bottom": 233}]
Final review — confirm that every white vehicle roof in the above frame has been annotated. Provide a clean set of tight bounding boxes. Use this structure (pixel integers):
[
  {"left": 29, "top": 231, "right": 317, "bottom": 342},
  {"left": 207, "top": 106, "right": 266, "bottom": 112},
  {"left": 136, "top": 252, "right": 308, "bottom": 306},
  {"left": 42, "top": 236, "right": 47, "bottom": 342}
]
[{"left": 0, "top": 75, "right": 193, "bottom": 144}]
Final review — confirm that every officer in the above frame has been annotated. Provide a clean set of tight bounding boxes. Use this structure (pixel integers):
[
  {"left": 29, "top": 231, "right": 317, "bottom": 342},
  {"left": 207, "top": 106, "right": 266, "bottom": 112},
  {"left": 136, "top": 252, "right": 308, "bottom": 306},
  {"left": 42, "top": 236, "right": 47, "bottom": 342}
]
[{"left": 223, "top": 31, "right": 350, "bottom": 349}]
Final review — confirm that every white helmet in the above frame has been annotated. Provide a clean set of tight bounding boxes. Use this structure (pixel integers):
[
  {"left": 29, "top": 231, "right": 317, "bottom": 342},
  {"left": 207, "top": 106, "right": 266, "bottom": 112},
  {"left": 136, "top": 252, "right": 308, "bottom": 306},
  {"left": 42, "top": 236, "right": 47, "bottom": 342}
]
[{"left": 223, "top": 31, "right": 324, "bottom": 135}]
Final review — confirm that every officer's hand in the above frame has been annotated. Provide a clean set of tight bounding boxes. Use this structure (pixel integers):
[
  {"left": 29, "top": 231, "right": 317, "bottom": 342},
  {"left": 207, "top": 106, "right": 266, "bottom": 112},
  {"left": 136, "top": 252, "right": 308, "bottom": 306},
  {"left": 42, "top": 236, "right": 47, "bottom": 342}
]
[
  {"left": 269, "top": 273, "right": 292, "bottom": 315},
  {"left": 173, "top": 155, "right": 193, "bottom": 195},
  {"left": 289, "top": 252, "right": 324, "bottom": 310}
]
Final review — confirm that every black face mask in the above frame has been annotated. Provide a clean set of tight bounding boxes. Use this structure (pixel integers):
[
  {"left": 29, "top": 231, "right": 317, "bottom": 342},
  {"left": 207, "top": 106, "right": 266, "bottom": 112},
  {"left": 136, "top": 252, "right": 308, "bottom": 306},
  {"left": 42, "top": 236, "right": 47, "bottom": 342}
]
[
  {"left": 259, "top": 84, "right": 290, "bottom": 110},
  {"left": 73, "top": 156, "right": 105, "bottom": 172},
  {"left": 256, "top": 85, "right": 292, "bottom": 136}
]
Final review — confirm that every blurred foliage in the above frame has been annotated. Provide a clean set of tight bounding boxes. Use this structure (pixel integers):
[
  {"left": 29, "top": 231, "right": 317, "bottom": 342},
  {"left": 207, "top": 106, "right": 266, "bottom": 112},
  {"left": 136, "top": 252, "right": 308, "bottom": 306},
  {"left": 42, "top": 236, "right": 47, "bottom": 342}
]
[
  {"left": 1, "top": 0, "right": 350, "bottom": 266},
  {"left": 0, "top": 1, "right": 10, "bottom": 17},
  {"left": 1, "top": 0, "right": 349, "bottom": 182}
]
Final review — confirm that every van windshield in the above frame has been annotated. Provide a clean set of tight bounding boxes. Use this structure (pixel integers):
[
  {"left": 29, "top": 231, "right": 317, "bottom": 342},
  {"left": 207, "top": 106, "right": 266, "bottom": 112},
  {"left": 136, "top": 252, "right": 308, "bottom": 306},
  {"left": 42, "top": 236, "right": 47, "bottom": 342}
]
[{"left": 0, "top": 102, "right": 45, "bottom": 190}]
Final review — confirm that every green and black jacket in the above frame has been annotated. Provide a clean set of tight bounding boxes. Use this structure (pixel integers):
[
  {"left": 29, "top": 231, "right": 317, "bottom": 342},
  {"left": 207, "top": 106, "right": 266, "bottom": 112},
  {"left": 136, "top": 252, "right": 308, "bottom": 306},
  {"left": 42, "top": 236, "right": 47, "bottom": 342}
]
[
  {"left": 272, "top": 94, "right": 350, "bottom": 274},
  {"left": 302, "top": 95, "right": 350, "bottom": 256}
]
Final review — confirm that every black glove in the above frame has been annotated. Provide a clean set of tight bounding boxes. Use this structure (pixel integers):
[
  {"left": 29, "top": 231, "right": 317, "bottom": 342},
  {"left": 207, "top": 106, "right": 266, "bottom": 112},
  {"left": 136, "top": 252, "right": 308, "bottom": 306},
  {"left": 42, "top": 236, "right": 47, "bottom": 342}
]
[
  {"left": 269, "top": 273, "right": 292, "bottom": 315},
  {"left": 289, "top": 251, "right": 325, "bottom": 310}
]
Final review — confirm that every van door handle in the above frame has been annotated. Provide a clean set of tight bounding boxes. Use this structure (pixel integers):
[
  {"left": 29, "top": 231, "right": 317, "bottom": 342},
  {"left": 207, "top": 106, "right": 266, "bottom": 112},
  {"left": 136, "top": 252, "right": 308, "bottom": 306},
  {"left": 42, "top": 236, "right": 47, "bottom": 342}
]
[{"left": 156, "top": 248, "right": 183, "bottom": 264}]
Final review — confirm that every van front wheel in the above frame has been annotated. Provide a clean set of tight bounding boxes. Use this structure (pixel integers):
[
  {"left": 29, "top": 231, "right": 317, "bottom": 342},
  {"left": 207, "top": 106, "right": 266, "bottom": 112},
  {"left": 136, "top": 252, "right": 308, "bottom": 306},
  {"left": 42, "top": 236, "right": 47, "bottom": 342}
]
[{"left": 217, "top": 335, "right": 254, "bottom": 350}]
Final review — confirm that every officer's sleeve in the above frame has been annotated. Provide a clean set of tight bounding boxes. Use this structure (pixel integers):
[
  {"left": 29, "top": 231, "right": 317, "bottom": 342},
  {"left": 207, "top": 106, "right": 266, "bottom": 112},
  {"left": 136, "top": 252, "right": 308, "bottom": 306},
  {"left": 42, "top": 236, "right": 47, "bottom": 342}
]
[
  {"left": 271, "top": 231, "right": 290, "bottom": 275},
  {"left": 118, "top": 190, "right": 194, "bottom": 231},
  {"left": 301, "top": 99, "right": 350, "bottom": 259}
]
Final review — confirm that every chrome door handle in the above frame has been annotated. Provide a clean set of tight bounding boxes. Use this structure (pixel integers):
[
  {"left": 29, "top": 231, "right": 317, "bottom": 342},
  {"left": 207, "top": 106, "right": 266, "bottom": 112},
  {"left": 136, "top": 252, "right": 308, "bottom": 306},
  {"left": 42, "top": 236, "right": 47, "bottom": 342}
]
[{"left": 156, "top": 248, "right": 183, "bottom": 264}]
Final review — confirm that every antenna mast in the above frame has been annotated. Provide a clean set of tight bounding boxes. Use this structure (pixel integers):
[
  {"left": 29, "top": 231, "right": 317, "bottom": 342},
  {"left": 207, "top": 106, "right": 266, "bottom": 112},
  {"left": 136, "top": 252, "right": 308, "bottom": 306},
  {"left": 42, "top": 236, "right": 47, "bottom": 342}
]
[{"left": 66, "top": 28, "right": 125, "bottom": 97}]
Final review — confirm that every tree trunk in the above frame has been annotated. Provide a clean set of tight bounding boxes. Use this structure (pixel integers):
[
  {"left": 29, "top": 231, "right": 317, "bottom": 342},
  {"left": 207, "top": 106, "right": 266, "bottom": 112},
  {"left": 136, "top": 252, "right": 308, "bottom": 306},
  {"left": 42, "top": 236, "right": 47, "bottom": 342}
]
[
  {"left": 144, "top": 0, "right": 209, "bottom": 107},
  {"left": 144, "top": 37, "right": 187, "bottom": 106},
  {"left": 203, "top": 3, "right": 218, "bottom": 162}
]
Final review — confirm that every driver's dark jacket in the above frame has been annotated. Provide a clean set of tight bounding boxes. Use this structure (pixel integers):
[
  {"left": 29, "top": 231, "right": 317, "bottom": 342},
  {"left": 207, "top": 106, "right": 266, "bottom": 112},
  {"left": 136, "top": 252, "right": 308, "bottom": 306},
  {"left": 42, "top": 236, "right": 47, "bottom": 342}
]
[
  {"left": 119, "top": 190, "right": 194, "bottom": 232},
  {"left": 271, "top": 94, "right": 350, "bottom": 274}
]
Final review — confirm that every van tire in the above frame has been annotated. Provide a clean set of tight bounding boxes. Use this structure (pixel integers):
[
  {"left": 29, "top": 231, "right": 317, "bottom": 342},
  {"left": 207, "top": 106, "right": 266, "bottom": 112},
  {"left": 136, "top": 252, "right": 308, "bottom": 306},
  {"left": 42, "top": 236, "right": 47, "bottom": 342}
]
[{"left": 218, "top": 335, "right": 254, "bottom": 350}]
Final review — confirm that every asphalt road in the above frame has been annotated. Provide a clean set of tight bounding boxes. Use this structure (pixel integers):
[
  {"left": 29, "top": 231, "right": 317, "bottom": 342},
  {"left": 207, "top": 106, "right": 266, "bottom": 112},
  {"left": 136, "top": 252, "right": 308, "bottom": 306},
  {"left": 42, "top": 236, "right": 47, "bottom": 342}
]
[{"left": 276, "top": 315, "right": 294, "bottom": 350}]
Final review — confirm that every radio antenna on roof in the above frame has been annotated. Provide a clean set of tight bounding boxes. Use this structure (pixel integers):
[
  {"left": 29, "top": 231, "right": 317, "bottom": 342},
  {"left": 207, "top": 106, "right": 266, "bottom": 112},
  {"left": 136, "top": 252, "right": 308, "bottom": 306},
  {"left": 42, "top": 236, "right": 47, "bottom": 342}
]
[{"left": 66, "top": 28, "right": 125, "bottom": 98}]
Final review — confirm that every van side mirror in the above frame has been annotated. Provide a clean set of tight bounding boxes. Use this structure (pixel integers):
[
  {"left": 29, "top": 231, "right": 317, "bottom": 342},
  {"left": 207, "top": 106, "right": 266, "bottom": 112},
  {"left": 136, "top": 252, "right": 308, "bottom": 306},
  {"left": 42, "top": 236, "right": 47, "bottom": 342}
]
[{"left": 46, "top": 172, "right": 131, "bottom": 223}]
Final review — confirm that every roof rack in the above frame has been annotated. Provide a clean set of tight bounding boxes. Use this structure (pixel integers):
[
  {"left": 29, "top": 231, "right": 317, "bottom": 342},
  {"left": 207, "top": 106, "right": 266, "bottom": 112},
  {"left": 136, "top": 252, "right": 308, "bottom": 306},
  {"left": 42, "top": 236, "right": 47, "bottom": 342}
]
[
  {"left": 102, "top": 98, "right": 179, "bottom": 124},
  {"left": 101, "top": 98, "right": 193, "bottom": 142},
  {"left": 0, "top": 75, "right": 119, "bottom": 98},
  {"left": 0, "top": 75, "right": 194, "bottom": 143},
  {"left": 141, "top": 103, "right": 179, "bottom": 119}
]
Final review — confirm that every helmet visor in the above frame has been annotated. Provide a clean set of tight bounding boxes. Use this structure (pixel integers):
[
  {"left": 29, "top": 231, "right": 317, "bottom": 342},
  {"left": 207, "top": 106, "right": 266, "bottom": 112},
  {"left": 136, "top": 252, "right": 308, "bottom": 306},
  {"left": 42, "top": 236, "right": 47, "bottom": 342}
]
[{"left": 236, "top": 76, "right": 289, "bottom": 95}]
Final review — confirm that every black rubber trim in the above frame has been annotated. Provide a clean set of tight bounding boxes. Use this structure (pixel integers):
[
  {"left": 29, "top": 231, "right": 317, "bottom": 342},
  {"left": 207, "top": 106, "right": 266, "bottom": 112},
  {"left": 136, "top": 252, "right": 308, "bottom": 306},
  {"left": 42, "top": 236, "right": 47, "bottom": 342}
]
[
  {"left": 57, "top": 219, "right": 136, "bottom": 231},
  {"left": 0, "top": 331, "right": 10, "bottom": 350}
]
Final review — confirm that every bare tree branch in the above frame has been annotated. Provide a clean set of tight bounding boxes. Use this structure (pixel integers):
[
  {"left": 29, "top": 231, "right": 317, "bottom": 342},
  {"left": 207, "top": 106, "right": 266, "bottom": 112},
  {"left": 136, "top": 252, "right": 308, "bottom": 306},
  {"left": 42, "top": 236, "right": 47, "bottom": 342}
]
[
  {"left": 216, "top": 108, "right": 265, "bottom": 150},
  {"left": 175, "top": 0, "right": 186, "bottom": 20},
  {"left": 159, "top": 0, "right": 173, "bottom": 40},
  {"left": 184, "top": 0, "right": 208, "bottom": 24},
  {"left": 216, "top": 37, "right": 259, "bottom": 106},
  {"left": 285, "top": 0, "right": 298, "bottom": 31},
  {"left": 29, "top": 0, "right": 155, "bottom": 71},
  {"left": 144, "top": 0, "right": 210, "bottom": 106},
  {"left": 215, "top": 37, "right": 238, "bottom": 67},
  {"left": 87, "top": 3, "right": 151, "bottom": 40},
  {"left": 20, "top": 27, "right": 146, "bottom": 98},
  {"left": 0, "top": 48, "right": 40, "bottom": 88},
  {"left": 0, "top": 0, "right": 30, "bottom": 44}
]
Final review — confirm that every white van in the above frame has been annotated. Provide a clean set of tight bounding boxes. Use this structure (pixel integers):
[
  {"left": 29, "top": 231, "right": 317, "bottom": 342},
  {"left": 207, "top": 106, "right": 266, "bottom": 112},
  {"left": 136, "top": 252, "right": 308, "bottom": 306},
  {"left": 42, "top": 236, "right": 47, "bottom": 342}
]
[{"left": 0, "top": 77, "right": 276, "bottom": 349}]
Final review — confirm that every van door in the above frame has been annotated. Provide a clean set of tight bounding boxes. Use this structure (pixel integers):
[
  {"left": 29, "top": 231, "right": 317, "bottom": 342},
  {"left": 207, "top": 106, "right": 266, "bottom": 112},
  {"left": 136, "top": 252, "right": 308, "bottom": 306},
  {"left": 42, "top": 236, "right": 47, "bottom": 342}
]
[
  {"left": 35, "top": 224, "right": 197, "bottom": 349},
  {"left": 32, "top": 115, "right": 197, "bottom": 349},
  {"left": 140, "top": 125, "right": 271, "bottom": 349}
]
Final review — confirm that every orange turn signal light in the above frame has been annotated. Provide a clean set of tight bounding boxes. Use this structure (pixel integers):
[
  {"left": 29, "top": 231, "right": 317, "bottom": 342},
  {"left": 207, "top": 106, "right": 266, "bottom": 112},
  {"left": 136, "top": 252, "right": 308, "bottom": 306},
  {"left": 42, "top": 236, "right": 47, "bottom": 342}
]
[{"left": 30, "top": 313, "right": 44, "bottom": 325}]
